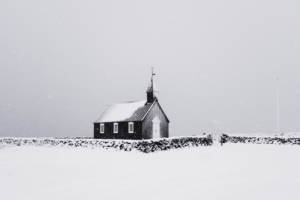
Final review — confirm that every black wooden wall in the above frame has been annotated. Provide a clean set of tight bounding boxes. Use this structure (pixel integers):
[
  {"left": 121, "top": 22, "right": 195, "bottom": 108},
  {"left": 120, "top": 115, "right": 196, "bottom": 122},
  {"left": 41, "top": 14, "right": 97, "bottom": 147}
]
[{"left": 94, "top": 122, "right": 143, "bottom": 140}]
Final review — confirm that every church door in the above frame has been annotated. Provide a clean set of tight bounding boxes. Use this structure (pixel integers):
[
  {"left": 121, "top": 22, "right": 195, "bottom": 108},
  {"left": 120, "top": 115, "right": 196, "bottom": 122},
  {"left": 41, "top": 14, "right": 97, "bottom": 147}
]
[{"left": 152, "top": 117, "right": 161, "bottom": 138}]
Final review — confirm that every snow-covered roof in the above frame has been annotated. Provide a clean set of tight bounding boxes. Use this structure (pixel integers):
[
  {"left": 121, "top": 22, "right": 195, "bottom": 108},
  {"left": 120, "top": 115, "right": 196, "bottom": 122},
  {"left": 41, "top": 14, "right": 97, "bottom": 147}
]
[{"left": 96, "top": 100, "right": 151, "bottom": 123}]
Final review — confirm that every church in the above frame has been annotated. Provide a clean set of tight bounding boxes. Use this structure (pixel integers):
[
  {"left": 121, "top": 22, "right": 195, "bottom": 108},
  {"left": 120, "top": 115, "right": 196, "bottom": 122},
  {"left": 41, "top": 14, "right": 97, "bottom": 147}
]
[{"left": 94, "top": 70, "right": 170, "bottom": 140}]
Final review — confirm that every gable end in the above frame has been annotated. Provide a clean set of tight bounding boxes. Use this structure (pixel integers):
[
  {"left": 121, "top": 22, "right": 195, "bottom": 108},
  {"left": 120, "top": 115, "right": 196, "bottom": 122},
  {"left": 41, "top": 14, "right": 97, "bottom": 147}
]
[{"left": 141, "top": 99, "right": 170, "bottom": 123}]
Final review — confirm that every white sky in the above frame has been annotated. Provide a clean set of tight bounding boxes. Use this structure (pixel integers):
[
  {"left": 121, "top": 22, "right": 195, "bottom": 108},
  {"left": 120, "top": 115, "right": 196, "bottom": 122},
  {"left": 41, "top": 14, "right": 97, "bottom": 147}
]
[{"left": 0, "top": 0, "right": 300, "bottom": 137}]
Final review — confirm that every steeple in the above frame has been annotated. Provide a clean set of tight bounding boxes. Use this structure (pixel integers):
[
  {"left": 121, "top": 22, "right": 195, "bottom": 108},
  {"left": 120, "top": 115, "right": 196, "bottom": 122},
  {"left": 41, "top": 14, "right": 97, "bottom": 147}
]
[{"left": 146, "top": 67, "right": 156, "bottom": 103}]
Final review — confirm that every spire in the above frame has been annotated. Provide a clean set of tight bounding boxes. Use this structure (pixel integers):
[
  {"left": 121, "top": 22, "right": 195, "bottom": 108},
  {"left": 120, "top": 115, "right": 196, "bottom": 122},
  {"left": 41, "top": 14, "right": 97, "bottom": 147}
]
[{"left": 146, "top": 67, "right": 157, "bottom": 103}]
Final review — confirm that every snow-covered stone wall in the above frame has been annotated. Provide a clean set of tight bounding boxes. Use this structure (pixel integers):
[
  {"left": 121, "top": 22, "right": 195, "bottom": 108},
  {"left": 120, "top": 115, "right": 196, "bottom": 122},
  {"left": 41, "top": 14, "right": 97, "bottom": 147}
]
[
  {"left": 220, "top": 134, "right": 300, "bottom": 145},
  {"left": 0, "top": 136, "right": 213, "bottom": 153}
]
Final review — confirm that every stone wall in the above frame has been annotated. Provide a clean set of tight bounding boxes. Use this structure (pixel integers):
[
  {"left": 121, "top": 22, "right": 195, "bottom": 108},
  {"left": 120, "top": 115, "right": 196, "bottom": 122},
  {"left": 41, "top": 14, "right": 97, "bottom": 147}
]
[
  {"left": 220, "top": 134, "right": 300, "bottom": 145},
  {"left": 0, "top": 136, "right": 213, "bottom": 153}
]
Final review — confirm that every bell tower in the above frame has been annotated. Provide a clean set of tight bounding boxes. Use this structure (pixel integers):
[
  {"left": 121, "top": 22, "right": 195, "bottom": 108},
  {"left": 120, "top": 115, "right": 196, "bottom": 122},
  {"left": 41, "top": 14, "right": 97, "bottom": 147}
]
[{"left": 146, "top": 67, "right": 157, "bottom": 104}]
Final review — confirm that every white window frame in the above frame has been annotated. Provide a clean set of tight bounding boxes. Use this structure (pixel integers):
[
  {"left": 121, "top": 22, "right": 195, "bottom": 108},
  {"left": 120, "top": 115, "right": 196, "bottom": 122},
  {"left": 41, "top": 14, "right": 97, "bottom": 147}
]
[
  {"left": 100, "top": 123, "right": 105, "bottom": 134},
  {"left": 113, "top": 123, "right": 119, "bottom": 134},
  {"left": 128, "top": 122, "right": 134, "bottom": 134}
]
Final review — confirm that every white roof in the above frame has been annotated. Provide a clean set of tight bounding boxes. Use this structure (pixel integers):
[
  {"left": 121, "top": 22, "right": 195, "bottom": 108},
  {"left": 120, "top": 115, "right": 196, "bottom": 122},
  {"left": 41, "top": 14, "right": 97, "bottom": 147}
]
[{"left": 97, "top": 100, "right": 147, "bottom": 123}]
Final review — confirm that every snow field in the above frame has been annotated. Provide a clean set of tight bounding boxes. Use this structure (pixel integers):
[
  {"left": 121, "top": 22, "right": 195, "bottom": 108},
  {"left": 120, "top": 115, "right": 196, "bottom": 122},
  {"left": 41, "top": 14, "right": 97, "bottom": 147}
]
[{"left": 1, "top": 144, "right": 300, "bottom": 200}]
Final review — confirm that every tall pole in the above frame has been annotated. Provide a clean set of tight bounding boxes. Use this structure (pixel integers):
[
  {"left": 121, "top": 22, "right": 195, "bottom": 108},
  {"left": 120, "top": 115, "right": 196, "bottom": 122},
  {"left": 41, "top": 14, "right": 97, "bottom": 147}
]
[{"left": 276, "top": 76, "right": 280, "bottom": 134}]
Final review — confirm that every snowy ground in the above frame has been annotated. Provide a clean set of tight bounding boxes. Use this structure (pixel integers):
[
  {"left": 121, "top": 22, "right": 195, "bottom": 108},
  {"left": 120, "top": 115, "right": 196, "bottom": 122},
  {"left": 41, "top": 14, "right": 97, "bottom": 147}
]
[{"left": 1, "top": 144, "right": 300, "bottom": 200}]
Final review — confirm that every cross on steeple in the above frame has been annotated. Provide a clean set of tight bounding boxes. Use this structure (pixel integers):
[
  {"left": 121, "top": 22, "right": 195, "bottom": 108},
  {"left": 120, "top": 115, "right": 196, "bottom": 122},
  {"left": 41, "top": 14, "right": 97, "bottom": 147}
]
[
  {"left": 151, "top": 66, "right": 156, "bottom": 79},
  {"left": 151, "top": 67, "right": 156, "bottom": 89}
]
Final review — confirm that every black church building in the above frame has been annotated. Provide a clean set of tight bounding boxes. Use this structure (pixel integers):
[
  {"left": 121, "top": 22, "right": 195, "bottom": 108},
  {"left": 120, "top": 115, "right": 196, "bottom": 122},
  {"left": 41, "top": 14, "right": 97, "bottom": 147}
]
[{"left": 94, "top": 72, "right": 169, "bottom": 140}]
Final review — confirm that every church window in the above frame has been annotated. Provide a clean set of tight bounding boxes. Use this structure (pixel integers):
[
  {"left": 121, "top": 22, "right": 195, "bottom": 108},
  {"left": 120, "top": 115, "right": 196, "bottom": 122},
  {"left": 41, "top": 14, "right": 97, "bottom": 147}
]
[
  {"left": 128, "top": 122, "right": 134, "bottom": 133},
  {"left": 113, "top": 123, "right": 119, "bottom": 134},
  {"left": 100, "top": 124, "right": 105, "bottom": 134}
]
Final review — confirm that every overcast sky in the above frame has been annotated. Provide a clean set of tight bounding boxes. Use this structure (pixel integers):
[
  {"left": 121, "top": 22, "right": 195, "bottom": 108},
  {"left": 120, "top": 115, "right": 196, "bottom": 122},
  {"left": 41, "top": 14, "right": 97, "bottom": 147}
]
[{"left": 1, "top": 0, "right": 300, "bottom": 137}]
